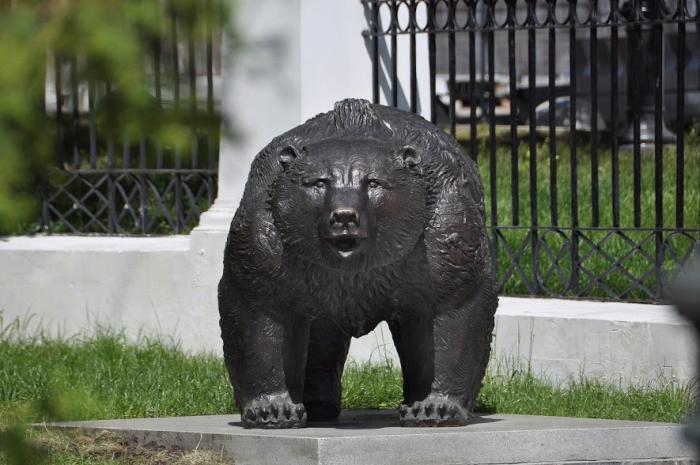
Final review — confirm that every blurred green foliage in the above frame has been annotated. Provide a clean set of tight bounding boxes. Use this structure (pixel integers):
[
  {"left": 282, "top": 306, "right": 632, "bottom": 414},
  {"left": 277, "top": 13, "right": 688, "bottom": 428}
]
[
  {"left": 0, "top": 0, "right": 230, "bottom": 235},
  {"left": 0, "top": 426, "right": 46, "bottom": 465}
]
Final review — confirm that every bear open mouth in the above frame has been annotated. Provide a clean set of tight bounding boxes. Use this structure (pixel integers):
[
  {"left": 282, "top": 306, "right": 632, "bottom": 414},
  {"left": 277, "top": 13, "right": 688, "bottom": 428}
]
[{"left": 327, "top": 236, "right": 362, "bottom": 258}]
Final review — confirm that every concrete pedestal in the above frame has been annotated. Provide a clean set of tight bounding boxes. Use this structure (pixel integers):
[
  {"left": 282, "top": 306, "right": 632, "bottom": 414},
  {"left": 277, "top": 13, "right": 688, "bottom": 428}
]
[{"left": 48, "top": 410, "right": 693, "bottom": 465}]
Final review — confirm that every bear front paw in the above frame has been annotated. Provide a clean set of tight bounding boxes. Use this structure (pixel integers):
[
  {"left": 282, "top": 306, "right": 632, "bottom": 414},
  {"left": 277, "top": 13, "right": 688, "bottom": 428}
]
[
  {"left": 399, "top": 395, "right": 471, "bottom": 427},
  {"left": 241, "top": 394, "right": 307, "bottom": 429}
]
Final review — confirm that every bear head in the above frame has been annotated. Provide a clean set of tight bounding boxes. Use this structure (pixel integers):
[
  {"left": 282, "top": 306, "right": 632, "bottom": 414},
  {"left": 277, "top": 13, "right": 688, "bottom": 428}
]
[{"left": 271, "top": 136, "right": 428, "bottom": 271}]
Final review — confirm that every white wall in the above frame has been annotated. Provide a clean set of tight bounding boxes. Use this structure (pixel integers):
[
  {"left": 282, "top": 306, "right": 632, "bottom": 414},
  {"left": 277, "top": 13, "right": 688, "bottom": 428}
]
[
  {"left": 348, "top": 298, "right": 697, "bottom": 387},
  {"left": 0, "top": 236, "right": 223, "bottom": 353},
  {"left": 0, "top": 237, "right": 694, "bottom": 387},
  {"left": 491, "top": 298, "right": 697, "bottom": 386}
]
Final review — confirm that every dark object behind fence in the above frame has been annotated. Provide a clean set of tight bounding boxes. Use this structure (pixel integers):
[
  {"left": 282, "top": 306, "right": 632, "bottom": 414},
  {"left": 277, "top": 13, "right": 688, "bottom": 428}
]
[
  {"left": 363, "top": 0, "right": 700, "bottom": 302},
  {"left": 40, "top": 5, "right": 222, "bottom": 235},
  {"left": 218, "top": 99, "right": 498, "bottom": 428},
  {"left": 672, "top": 258, "right": 700, "bottom": 456}
]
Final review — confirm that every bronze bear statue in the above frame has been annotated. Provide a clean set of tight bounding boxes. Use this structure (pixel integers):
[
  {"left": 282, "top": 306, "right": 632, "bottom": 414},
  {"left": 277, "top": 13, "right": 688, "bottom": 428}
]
[{"left": 218, "top": 99, "right": 498, "bottom": 428}]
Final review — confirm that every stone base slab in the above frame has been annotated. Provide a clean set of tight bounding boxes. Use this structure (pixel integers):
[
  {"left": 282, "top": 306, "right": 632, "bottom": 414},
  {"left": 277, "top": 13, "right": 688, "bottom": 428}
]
[{"left": 46, "top": 410, "right": 694, "bottom": 465}]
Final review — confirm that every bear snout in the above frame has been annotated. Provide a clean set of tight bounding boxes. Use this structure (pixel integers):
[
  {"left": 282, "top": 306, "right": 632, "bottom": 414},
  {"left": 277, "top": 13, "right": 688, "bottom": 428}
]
[{"left": 329, "top": 208, "right": 360, "bottom": 229}]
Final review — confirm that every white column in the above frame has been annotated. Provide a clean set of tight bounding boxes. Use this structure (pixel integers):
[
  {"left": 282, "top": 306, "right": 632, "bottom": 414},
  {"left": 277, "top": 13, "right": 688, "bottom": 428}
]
[
  {"left": 196, "top": 0, "right": 302, "bottom": 233},
  {"left": 299, "top": 0, "right": 431, "bottom": 121}
]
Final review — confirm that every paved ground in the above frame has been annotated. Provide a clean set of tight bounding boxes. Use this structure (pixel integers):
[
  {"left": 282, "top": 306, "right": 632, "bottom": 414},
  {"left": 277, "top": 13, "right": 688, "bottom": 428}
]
[{"left": 45, "top": 410, "right": 694, "bottom": 465}]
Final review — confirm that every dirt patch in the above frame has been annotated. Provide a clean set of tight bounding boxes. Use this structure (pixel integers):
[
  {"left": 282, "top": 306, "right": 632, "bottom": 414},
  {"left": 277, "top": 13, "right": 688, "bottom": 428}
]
[{"left": 36, "top": 428, "right": 234, "bottom": 465}]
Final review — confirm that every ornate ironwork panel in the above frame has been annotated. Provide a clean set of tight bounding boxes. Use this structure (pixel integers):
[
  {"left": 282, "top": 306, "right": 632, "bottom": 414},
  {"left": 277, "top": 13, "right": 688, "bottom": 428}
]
[{"left": 40, "top": 3, "right": 222, "bottom": 235}]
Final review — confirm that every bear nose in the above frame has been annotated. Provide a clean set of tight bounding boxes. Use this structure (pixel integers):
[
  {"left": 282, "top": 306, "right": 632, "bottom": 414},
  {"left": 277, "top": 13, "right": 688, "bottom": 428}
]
[{"left": 330, "top": 208, "right": 360, "bottom": 229}]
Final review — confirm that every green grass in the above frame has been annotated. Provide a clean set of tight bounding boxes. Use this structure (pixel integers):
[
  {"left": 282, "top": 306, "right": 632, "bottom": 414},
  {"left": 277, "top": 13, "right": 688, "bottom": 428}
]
[
  {"left": 456, "top": 126, "right": 700, "bottom": 300},
  {"left": 0, "top": 334, "right": 693, "bottom": 427},
  {"left": 341, "top": 360, "right": 694, "bottom": 424},
  {"left": 0, "top": 333, "right": 238, "bottom": 465},
  {"left": 481, "top": 367, "right": 693, "bottom": 423},
  {"left": 0, "top": 334, "right": 694, "bottom": 464},
  {"left": 0, "top": 334, "right": 234, "bottom": 426}
]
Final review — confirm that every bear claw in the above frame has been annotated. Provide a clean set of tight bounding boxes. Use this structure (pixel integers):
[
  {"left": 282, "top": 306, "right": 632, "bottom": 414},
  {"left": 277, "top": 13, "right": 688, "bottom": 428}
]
[
  {"left": 399, "top": 395, "right": 470, "bottom": 427},
  {"left": 242, "top": 395, "right": 307, "bottom": 429}
]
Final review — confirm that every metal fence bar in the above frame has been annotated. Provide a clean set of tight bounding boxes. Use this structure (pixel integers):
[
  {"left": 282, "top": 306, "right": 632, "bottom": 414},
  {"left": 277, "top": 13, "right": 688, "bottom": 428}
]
[
  {"left": 189, "top": 27, "right": 198, "bottom": 170},
  {"left": 171, "top": 11, "right": 180, "bottom": 114},
  {"left": 610, "top": 9, "right": 620, "bottom": 228},
  {"left": 372, "top": 0, "right": 380, "bottom": 104},
  {"left": 139, "top": 133, "right": 147, "bottom": 234},
  {"left": 173, "top": 9, "right": 184, "bottom": 234},
  {"left": 654, "top": 16, "right": 665, "bottom": 296},
  {"left": 468, "top": 3, "right": 477, "bottom": 161},
  {"left": 527, "top": 0, "right": 539, "bottom": 293},
  {"left": 391, "top": 0, "right": 399, "bottom": 107},
  {"left": 139, "top": 137, "right": 147, "bottom": 171},
  {"left": 171, "top": 10, "right": 182, "bottom": 173},
  {"left": 175, "top": 173, "right": 183, "bottom": 234},
  {"left": 53, "top": 55, "right": 65, "bottom": 168},
  {"left": 548, "top": 0, "right": 558, "bottom": 227},
  {"left": 507, "top": 0, "right": 519, "bottom": 226},
  {"left": 487, "top": 19, "right": 498, "bottom": 273},
  {"left": 631, "top": 3, "right": 642, "bottom": 228},
  {"left": 69, "top": 56, "right": 80, "bottom": 169},
  {"left": 207, "top": 0, "right": 217, "bottom": 171},
  {"left": 654, "top": 18, "right": 664, "bottom": 232},
  {"left": 448, "top": 0, "right": 457, "bottom": 136},
  {"left": 590, "top": 0, "right": 600, "bottom": 228},
  {"left": 569, "top": 0, "right": 580, "bottom": 294},
  {"left": 410, "top": 0, "right": 418, "bottom": 113},
  {"left": 676, "top": 5, "right": 686, "bottom": 229},
  {"left": 106, "top": 80, "right": 116, "bottom": 233},
  {"left": 123, "top": 135, "right": 130, "bottom": 169},
  {"left": 154, "top": 34, "right": 164, "bottom": 170},
  {"left": 88, "top": 74, "right": 97, "bottom": 168},
  {"left": 428, "top": 0, "right": 437, "bottom": 123}
]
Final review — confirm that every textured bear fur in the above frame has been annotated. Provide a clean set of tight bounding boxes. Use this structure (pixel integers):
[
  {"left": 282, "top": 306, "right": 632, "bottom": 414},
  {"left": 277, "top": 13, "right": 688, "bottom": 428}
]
[{"left": 218, "top": 99, "right": 498, "bottom": 428}]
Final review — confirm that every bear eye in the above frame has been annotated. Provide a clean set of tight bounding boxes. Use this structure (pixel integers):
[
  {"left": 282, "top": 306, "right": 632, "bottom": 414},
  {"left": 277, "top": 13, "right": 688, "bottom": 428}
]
[{"left": 304, "top": 178, "right": 328, "bottom": 189}]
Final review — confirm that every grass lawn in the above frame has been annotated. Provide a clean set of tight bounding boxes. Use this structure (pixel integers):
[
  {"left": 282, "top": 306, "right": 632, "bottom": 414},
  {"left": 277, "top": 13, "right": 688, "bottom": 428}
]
[
  {"left": 0, "top": 334, "right": 694, "bottom": 464},
  {"left": 456, "top": 125, "right": 700, "bottom": 300}
]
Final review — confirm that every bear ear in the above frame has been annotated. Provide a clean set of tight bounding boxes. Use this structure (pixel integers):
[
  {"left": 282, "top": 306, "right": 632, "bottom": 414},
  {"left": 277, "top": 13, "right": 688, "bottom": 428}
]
[
  {"left": 279, "top": 145, "right": 302, "bottom": 170},
  {"left": 397, "top": 145, "right": 421, "bottom": 171}
]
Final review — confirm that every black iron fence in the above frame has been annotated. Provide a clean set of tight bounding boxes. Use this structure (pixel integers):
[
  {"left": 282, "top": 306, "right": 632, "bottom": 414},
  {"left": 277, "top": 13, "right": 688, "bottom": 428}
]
[
  {"left": 363, "top": 0, "right": 700, "bottom": 301},
  {"left": 41, "top": 5, "right": 222, "bottom": 235}
]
